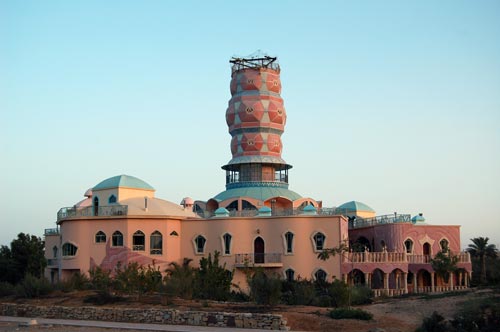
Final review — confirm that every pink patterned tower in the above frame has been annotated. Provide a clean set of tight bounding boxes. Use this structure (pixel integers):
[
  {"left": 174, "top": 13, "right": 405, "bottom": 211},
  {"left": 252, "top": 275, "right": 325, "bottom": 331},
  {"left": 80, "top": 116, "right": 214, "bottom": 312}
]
[{"left": 222, "top": 53, "right": 292, "bottom": 190}]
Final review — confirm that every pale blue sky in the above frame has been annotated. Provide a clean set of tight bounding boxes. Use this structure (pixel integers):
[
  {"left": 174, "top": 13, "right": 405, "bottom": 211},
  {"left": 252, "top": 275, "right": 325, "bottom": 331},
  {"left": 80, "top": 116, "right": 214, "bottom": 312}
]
[{"left": 1, "top": 1, "right": 499, "bottom": 248}]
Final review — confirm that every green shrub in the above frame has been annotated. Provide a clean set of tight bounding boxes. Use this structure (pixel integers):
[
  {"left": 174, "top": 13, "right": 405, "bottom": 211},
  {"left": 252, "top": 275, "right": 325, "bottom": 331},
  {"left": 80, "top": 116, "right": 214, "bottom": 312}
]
[
  {"left": 89, "top": 266, "right": 112, "bottom": 291},
  {"left": 450, "top": 296, "right": 500, "bottom": 332},
  {"left": 249, "top": 270, "right": 282, "bottom": 305},
  {"left": 281, "top": 280, "right": 316, "bottom": 305},
  {"left": 329, "top": 308, "right": 373, "bottom": 320},
  {"left": 416, "top": 311, "right": 448, "bottom": 332},
  {"left": 195, "top": 251, "right": 233, "bottom": 301},
  {"left": 0, "top": 281, "right": 15, "bottom": 297},
  {"left": 350, "top": 285, "right": 373, "bottom": 305},
  {"left": 327, "top": 279, "right": 349, "bottom": 307},
  {"left": 15, "top": 274, "right": 52, "bottom": 298},
  {"left": 83, "top": 290, "right": 124, "bottom": 305}
]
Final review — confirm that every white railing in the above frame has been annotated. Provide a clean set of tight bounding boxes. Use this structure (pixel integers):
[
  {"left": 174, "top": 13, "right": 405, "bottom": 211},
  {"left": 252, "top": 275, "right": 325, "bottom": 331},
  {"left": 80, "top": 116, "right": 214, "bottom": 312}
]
[{"left": 342, "top": 251, "right": 470, "bottom": 264}]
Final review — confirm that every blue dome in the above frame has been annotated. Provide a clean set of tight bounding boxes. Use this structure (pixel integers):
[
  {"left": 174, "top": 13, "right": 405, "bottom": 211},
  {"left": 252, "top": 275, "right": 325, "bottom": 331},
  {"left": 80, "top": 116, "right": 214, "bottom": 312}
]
[
  {"left": 93, "top": 175, "right": 155, "bottom": 191},
  {"left": 337, "top": 201, "right": 375, "bottom": 213},
  {"left": 411, "top": 214, "right": 426, "bottom": 223}
]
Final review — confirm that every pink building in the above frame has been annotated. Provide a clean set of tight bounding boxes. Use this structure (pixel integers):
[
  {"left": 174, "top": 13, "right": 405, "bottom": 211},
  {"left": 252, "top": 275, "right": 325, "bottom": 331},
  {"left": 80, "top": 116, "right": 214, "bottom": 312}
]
[{"left": 44, "top": 53, "right": 471, "bottom": 296}]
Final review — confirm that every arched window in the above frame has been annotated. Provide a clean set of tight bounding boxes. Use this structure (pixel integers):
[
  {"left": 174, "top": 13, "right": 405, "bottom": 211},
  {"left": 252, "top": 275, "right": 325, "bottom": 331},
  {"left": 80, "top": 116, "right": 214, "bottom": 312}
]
[
  {"left": 242, "top": 200, "right": 257, "bottom": 210},
  {"left": 222, "top": 233, "right": 232, "bottom": 255},
  {"left": 440, "top": 239, "right": 449, "bottom": 251},
  {"left": 112, "top": 231, "right": 123, "bottom": 247},
  {"left": 285, "top": 268, "right": 295, "bottom": 282},
  {"left": 314, "top": 269, "right": 327, "bottom": 282},
  {"left": 93, "top": 196, "right": 99, "bottom": 216},
  {"left": 226, "top": 200, "right": 238, "bottom": 211},
  {"left": 52, "top": 246, "right": 58, "bottom": 258},
  {"left": 285, "top": 231, "right": 294, "bottom": 254},
  {"left": 62, "top": 243, "right": 78, "bottom": 257},
  {"left": 108, "top": 195, "right": 117, "bottom": 204},
  {"left": 313, "top": 232, "right": 326, "bottom": 251},
  {"left": 150, "top": 231, "right": 162, "bottom": 255},
  {"left": 404, "top": 239, "right": 413, "bottom": 253},
  {"left": 195, "top": 235, "right": 206, "bottom": 254},
  {"left": 133, "top": 230, "right": 145, "bottom": 251},
  {"left": 95, "top": 231, "right": 106, "bottom": 243}
]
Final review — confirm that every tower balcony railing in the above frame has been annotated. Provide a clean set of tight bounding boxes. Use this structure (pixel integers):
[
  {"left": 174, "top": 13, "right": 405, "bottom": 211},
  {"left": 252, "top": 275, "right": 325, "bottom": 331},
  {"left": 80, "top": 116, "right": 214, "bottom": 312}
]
[
  {"left": 234, "top": 253, "right": 283, "bottom": 268},
  {"left": 57, "top": 205, "right": 128, "bottom": 221}
]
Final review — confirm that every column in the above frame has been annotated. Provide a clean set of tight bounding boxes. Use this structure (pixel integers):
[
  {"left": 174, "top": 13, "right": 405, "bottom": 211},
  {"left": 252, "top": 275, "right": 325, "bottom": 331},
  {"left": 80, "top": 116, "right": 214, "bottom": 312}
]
[
  {"left": 413, "top": 273, "right": 418, "bottom": 293},
  {"left": 450, "top": 272, "right": 454, "bottom": 289},
  {"left": 342, "top": 274, "right": 347, "bottom": 284},
  {"left": 458, "top": 271, "right": 463, "bottom": 287},
  {"left": 383, "top": 272, "right": 389, "bottom": 295},
  {"left": 364, "top": 273, "right": 370, "bottom": 288},
  {"left": 403, "top": 272, "right": 408, "bottom": 294},
  {"left": 431, "top": 272, "right": 435, "bottom": 293}
]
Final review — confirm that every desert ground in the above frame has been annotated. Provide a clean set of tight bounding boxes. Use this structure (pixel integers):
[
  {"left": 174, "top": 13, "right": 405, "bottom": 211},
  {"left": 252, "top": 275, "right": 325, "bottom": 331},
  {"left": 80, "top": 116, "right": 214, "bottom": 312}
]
[{"left": 0, "top": 289, "right": 497, "bottom": 332}]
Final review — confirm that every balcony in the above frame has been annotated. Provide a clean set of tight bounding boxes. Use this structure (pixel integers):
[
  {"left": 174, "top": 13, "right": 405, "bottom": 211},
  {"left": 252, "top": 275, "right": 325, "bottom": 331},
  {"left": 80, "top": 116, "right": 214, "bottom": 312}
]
[
  {"left": 57, "top": 205, "right": 128, "bottom": 221},
  {"left": 234, "top": 253, "right": 283, "bottom": 268},
  {"left": 44, "top": 228, "right": 59, "bottom": 236},
  {"left": 348, "top": 214, "right": 412, "bottom": 229},
  {"left": 341, "top": 251, "right": 471, "bottom": 264}
]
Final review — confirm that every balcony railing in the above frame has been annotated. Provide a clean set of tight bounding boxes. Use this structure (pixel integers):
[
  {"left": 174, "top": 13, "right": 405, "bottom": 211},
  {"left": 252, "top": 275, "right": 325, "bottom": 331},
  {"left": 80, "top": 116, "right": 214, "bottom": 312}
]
[
  {"left": 234, "top": 253, "right": 283, "bottom": 267},
  {"left": 44, "top": 228, "right": 59, "bottom": 235},
  {"left": 348, "top": 214, "right": 412, "bottom": 229},
  {"left": 57, "top": 205, "right": 128, "bottom": 221},
  {"left": 342, "top": 251, "right": 470, "bottom": 264}
]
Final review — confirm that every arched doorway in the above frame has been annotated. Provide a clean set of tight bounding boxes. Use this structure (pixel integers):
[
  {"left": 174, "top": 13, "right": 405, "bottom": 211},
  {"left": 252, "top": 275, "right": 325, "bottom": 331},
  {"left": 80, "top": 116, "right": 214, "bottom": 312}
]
[
  {"left": 353, "top": 236, "right": 371, "bottom": 252},
  {"left": 371, "top": 269, "right": 384, "bottom": 289},
  {"left": 417, "top": 269, "right": 432, "bottom": 289},
  {"left": 423, "top": 242, "right": 431, "bottom": 261},
  {"left": 349, "top": 269, "right": 366, "bottom": 286},
  {"left": 93, "top": 197, "right": 99, "bottom": 216},
  {"left": 254, "top": 237, "right": 264, "bottom": 264}
]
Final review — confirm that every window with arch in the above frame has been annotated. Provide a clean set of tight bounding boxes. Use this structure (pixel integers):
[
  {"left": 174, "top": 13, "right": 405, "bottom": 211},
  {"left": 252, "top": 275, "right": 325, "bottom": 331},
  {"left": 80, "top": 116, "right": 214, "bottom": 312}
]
[
  {"left": 313, "top": 232, "right": 326, "bottom": 251},
  {"left": 62, "top": 243, "right": 78, "bottom": 257},
  {"left": 133, "top": 230, "right": 145, "bottom": 251},
  {"left": 285, "top": 268, "right": 295, "bottom": 282},
  {"left": 195, "top": 235, "right": 206, "bottom": 254},
  {"left": 285, "top": 231, "right": 294, "bottom": 254},
  {"left": 440, "top": 239, "right": 449, "bottom": 251},
  {"left": 108, "top": 195, "right": 117, "bottom": 204},
  {"left": 150, "top": 231, "right": 163, "bottom": 255},
  {"left": 93, "top": 196, "right": 99, "bottom": 216},
  {"left": 222, "top": 233, "right": 232, "bottom": 255},
  {"left": 52, "top": 246, "right": 58, "bottom": 258},
  {"left": 404, "top": 239, "right": 413, "bottom": 253},
  {"left": 314, "top": 269, "right": 327, "bottom": 282},
  {"left": 112, "top": 231, "right": 123, "bottom": 247},
  {"left": 95, "top": 231, "right": 106, "bottom": 243}
]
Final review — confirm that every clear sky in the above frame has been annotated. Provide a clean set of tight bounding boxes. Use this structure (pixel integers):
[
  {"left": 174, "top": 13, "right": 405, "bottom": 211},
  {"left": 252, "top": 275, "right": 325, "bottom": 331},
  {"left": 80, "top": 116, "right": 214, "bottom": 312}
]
[{"left": 1, "top": 1, "right": 499, "bottom": 249}]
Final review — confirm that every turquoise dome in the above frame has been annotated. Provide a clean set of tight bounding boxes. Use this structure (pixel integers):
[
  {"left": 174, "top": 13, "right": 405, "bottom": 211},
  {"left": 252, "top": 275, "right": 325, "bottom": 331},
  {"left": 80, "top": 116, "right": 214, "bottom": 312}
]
[
  {"left": 93, "top": 175, "right": 155, "bottom": 191},
  {"left": 337, "top": 201, "right": 375, "bottom": 212},
  {"left": 411, "top": 214, "right": 426, "bottom": 223}
]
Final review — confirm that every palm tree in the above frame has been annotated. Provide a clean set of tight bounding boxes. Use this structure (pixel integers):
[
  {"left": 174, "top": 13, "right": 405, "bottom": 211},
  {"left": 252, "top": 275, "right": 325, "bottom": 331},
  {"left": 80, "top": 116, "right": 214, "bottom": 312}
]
[
  {"left": 164, "top": 258, "right": 194, "bottom": 298},
  {"left": 467, "top": 237, "right": 498, "bottom": 284}
]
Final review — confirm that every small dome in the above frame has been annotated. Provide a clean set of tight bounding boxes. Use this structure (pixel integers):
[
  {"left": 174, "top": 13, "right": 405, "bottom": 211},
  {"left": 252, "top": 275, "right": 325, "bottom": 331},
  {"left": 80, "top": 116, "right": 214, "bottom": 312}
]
[
  {"left": 411, "top": 213, "right": 426, "bottom": 223},
  {"left": 337, "top": 201, "right": 375, "bottom": 213},
  {"left": 302, "top": 204, "right": 317, "bottom": 215},
  {"left": 84, "top": 188, "right": 93, "bottom": 197},
  {"left": 181, "top": 197, "right": 194, "bottom": 206},
  {"left": 258, "top": 206, "right": 272, "bottom": 217},
  {"left": 214, "top": 207, "right": 230, "bottom": 217},
  {"left": 93, "top": 175, "right": 154, "bottom": 191}
]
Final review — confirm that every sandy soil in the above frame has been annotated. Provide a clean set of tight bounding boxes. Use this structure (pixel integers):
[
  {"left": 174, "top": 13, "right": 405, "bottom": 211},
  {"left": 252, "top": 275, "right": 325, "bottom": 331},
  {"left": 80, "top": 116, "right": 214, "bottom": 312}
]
[{"left": 1, "top": 289, "right": 497, "bottom": 332}]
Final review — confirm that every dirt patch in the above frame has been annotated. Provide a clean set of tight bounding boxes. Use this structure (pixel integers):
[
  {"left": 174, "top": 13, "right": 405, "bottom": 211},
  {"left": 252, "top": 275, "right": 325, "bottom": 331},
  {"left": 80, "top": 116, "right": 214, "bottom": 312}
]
[{"left": 1, "top": 289, "right": 497, "bottom": 332}]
